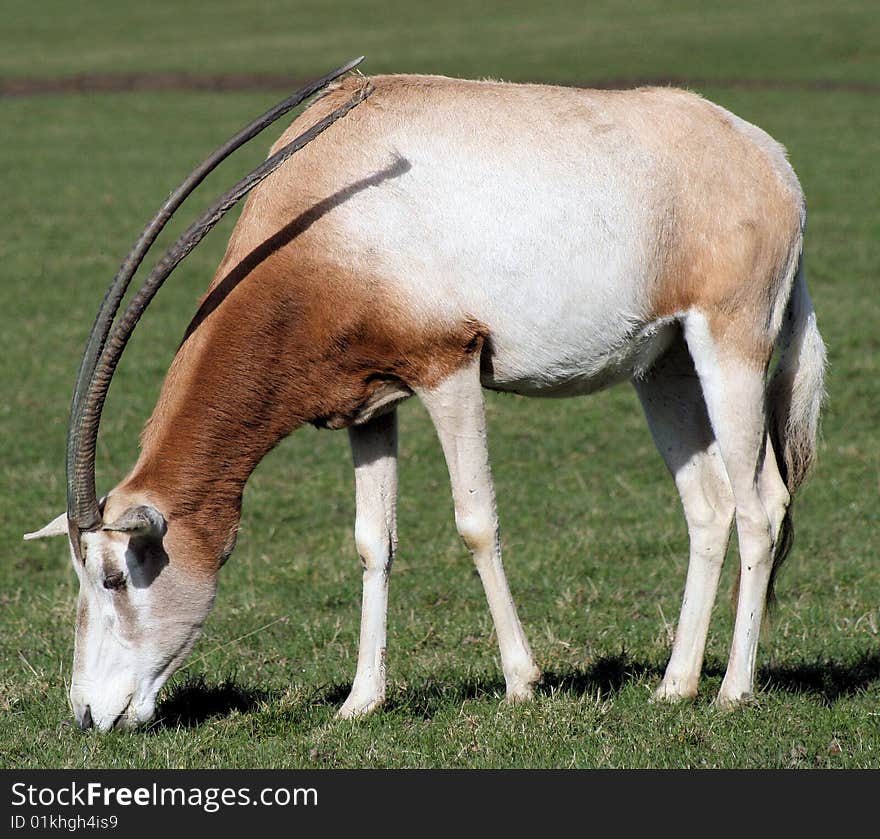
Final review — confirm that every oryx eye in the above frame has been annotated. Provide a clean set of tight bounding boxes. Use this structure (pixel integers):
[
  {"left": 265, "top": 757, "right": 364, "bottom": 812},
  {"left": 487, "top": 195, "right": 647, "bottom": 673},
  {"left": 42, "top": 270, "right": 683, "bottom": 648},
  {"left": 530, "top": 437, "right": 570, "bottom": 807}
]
[{"left": 103, "top": 571, "right": 126, "bottom": 591}]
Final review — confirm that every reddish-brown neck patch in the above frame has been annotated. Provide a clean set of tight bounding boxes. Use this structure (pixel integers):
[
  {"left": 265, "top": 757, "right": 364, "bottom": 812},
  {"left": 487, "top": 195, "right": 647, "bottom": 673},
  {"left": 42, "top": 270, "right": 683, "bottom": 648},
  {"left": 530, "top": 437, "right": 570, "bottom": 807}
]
[
  {"left": 121, "top": 246, "right": 483, "bottom": 570},
  {"left": 119, "top": 75, "right": 495, "bottom": 570}
]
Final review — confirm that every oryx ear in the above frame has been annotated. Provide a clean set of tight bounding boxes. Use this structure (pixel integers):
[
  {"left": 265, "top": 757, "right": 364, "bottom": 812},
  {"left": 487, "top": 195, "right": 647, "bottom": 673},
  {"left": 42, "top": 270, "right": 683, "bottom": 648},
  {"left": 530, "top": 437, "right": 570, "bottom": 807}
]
[
  {"left": 23, "top": 512, "right": 69, "bottom": 540},
  {"left": 102, "top": 505, "right": 167, "bottom": 539}
]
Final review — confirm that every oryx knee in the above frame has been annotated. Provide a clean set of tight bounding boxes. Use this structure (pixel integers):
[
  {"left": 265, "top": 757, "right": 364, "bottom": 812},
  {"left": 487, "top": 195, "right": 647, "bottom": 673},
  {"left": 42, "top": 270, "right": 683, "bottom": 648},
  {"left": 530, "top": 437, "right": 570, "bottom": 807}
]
[
  {"left": 682, "top": 489, "right": 735, "bottom": 536},
  {"left": 675, "top": 461, "right": 734, "bottom": 561},
  {"left": 455, "top": 512, "right": 496, "bottom": 556},
  {"left": 354, "top": 525, "right": 393, "bottom": 573},
  {"left": 734, "top": 502, "right": 774, "bottom": 568},
  {"left": 758, "top": 462, "right": 791, "bottom": 543}
]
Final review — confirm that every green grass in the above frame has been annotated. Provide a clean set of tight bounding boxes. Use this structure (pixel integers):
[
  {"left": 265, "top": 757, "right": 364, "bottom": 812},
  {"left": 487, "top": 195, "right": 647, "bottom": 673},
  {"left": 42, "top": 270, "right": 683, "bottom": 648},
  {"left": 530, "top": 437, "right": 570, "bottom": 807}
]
[
  {"left": 1, "top": 2, "right": 879, "bottom": 768},
  {"left": 1, "top": 0, "right": 878, "bottom": 85}
]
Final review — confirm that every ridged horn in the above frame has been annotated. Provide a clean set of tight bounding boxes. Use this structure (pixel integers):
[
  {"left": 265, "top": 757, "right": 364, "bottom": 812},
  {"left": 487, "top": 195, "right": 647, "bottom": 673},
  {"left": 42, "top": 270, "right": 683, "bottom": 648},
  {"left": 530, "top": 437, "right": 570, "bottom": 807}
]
[{"left": 67, "top": 59, "right": 372, "bottom": 532}]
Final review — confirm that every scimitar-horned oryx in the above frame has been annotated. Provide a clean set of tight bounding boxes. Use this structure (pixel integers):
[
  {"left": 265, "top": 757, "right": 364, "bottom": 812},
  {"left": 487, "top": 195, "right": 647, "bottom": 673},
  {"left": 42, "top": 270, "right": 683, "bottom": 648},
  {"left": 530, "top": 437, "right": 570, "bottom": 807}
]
[{"left": 25, "top": 58, "right": 826, "bottom": 731}]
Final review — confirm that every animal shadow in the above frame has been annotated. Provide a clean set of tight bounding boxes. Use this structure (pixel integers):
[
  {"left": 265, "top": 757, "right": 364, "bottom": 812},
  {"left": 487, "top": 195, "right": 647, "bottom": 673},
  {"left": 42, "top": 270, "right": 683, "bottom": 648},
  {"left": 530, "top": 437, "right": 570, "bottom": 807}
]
[
  {"left": 150, "top": 651, "right": 880, "bottom": 730},
  {"left": 306, "top": 677, "right": 505, "bottom": 720},
  {"left": 537, "top": 653, "right": 662, "bottom": 699},
  {"left": 152, "top": 673, "right": 270, "bottom": 729},
  {"left": 760, "top": 652, "right": 880, "bottom": 704},
  {"left": 364, "top": 653, "right": 660, "bottom": 719}
]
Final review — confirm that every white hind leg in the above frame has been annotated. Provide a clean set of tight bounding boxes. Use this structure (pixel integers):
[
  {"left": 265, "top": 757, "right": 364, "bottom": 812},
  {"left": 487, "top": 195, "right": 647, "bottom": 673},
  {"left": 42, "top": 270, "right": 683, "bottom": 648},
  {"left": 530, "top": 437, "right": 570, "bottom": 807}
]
[
  {"left": 634, "top": 335, "right": 735, "bottom": 701},
  {"left": 684, "top": 313, "right": 788, "bottom": 705},
  {"left": 338, "top": 410, "right": 398, "bottom": 719},
  {"left": 758, "top": 434, "right": 791, "bottom": 557},
  {"left": 416, "top": 355, "right": 541, "bottom": 701}
]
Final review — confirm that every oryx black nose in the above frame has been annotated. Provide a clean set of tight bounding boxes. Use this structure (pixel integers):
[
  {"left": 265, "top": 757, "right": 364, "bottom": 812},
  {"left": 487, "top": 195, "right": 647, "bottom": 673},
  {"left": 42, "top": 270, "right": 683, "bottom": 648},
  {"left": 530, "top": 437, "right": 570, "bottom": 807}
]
[{"left": 79, "top": 705, "right": 93, "bottom": 731}]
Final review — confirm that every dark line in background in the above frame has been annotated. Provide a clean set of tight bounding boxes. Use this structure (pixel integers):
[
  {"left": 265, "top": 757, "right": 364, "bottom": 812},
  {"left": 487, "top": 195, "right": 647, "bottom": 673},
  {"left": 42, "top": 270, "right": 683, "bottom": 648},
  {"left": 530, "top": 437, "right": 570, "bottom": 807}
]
[
  {"left": 0, "top": 73, "right": 315, "bottom": 96},
  {"left": 1, "top": 72, "right": 878, "bottom": 98},
  {"left": 562, "top": 76, "right": 880, "bottom": 94}
]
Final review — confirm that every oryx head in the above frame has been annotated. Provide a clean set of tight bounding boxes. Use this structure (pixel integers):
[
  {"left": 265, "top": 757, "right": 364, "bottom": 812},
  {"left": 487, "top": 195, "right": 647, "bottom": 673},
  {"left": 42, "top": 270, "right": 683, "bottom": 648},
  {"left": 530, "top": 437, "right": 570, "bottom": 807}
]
[
  {"left": 23, "top": 58, "right": 372, "bottom": 732},
  {"left": 25, "top": 500, "right": 216, "bottom": 732}
]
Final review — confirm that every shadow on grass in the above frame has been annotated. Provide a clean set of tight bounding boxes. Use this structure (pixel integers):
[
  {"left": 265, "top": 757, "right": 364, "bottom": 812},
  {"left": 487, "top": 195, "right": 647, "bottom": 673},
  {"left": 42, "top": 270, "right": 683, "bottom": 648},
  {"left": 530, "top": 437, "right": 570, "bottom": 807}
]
[
  {"left": 760, "top": 652, "right": 880, "bottom": 704},
  {"left": 147, "top": 654, "right": 673, "bottom": 727},
  {"left": 375, "top": 650, "right": 880, "bottom": 717},
  {"left": 382, "top": 675, "right": 506, "bottom": 719},
  {"left": 538, "top": 652, "right": 662, "bottom": 699},
  {"left": 152, "top": 674, "right": 270, "bottom": 730},
  {"left": 376, "top": 652, "right": 662, "bottom": 719},
  {"left": 148, "top": 651, "right": 880, "bottom": 730},
  {"left": 540, "top": 650, "right": 880, "bottom": 706}
]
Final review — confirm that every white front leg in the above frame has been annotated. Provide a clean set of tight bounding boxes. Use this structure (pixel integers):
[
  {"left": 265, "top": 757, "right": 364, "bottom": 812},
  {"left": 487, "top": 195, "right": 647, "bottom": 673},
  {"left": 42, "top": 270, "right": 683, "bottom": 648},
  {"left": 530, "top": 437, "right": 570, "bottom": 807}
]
[
  {"left": 417, "top": 356, "right": 540, "bottom": 701},
  {"left": 338, "top": 410, "right": 398, "bottom": 719}
]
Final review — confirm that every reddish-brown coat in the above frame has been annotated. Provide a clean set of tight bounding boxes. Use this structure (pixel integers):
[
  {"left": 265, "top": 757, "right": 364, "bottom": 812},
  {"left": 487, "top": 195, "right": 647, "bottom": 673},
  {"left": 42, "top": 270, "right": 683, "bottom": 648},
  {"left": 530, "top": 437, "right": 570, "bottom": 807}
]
[{"left": 121, "top": 213, "right": 484, "bottom": 570}]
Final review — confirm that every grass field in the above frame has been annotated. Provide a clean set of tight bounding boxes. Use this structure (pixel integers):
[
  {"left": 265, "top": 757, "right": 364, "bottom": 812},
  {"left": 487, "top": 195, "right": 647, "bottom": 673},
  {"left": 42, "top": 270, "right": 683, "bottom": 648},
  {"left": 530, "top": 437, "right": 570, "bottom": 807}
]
[{"left": 1, "top": 1, "right": 879, "bottom": 768}]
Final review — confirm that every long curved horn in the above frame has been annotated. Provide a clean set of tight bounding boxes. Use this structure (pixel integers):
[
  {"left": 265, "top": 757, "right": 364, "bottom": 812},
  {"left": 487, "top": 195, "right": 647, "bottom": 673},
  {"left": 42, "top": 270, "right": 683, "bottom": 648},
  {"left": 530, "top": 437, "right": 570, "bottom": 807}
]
[
  {"left": 66, "top": 57, "right": 364, "bottom": 504},
  {"left": 67, "top": 65, "right": 373, "bottom": 532}
]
